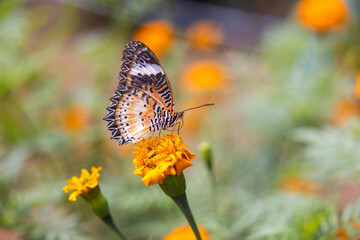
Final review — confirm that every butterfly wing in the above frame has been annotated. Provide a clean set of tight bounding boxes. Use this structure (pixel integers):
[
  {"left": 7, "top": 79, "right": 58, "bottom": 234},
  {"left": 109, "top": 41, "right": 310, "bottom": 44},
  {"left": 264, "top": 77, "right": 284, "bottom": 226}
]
[
  {"left": 104, "top": 41, "right": 174, "bottom": 145},
  {"left": 119, "top": 41, "right": 174, "bottom": 111}
]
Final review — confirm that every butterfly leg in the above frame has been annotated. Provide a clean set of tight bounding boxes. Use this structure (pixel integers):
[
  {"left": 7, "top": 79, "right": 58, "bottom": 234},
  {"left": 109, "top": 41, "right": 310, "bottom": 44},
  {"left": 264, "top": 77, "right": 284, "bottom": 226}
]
[{"left": 157, "top": 130, "right": 162, "bottom": 145}]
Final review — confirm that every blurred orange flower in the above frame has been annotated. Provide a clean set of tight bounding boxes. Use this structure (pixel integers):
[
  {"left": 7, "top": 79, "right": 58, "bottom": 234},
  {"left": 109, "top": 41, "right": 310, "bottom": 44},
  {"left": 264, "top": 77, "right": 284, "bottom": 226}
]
[
  {"left": 281, "top": 175, "right": 320, "bottom": 195},
  {"left": 354, "top": 71, "right": 360, "bottom": 99},
  {"left": 133, "top": 19, "right": 174, "bottom": 56},
  {"left": 331, "top": 99, "right": 360, "bottom": 125},
  {"left": 296, "top": 0, "right": 349, "bottom": 32},
  {"left": 133, "top": 133, "right": 195, "bottom": 187},
  {"left": 61, "top": 104, "right": 90, "bottom": 133},
  {"left": 181, "top": 60, "right": 227, "bottom": 92},
  {"left": 336, "top": 221, "right": 360, "bottom": 240},
  {"left": 163, "top": 225, "right": 211, "bottom": 240},
  {"left": 186, "top": 20, "right": 224, "bottom": 51}
]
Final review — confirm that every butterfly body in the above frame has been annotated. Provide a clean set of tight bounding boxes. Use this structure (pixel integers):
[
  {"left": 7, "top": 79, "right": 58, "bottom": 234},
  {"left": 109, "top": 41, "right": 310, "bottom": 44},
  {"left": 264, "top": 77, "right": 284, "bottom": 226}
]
[{"left": 104, "top": 41, "right": 183, "bottom": 145}]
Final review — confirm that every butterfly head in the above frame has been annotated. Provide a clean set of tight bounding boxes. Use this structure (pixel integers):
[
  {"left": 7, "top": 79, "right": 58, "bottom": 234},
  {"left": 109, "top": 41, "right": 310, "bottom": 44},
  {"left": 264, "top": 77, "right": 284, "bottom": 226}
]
[{"left": 168, "top": 111, "right": 185, "bottom": 129}]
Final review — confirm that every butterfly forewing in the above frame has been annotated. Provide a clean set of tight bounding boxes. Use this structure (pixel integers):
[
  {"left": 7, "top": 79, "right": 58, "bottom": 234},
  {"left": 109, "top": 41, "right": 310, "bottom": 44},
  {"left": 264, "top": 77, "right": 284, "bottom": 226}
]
[
  {"left": 105, "top": 41, "right": 175, "bottom": 145},
  {"left": 119, "top": 41, "right": 174, "bottom": 111}
]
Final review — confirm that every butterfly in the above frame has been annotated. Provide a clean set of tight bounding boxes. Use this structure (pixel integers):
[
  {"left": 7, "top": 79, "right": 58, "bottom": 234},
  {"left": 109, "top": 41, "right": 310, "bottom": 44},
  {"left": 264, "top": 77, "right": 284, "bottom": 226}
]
[{"left": 104, "top": 41, "right": 213, "bottom": 145}]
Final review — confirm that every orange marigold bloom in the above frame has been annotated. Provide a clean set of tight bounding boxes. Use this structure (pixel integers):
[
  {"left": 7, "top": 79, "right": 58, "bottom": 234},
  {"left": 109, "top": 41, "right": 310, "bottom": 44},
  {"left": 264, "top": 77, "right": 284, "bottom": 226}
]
[
  {"left": 163, "top": 225, "right": 211, "bottom": 240},
  {"left": 354, "top": 71, "right": 360, "bottom": 99},
  {"left": 281, "top": 175, "right": 320, "bottom": 195},
  {"left": 133, "top": 19, "right": 174, "bottom": 56},
  {"left": 62, "top": 104, "right": 90, "bottom": 133},
  {"left": 133, "top": 133, "right": 195, "bottom": 187},
  {"left": 296, "top": 0, "right": 349, "bottom": 32},
  {"left": 181, "top": 60, "right": 227, "bottom": 92},
  {"left": 335, "top": 221, "right": 360, "bottom": 239},
  {"left": 331, "top": 99, "right": 360, "bottom": 125},
  {"left": 186, "top": 20, "right": 224, "bottom": 51},
  {"left": 63, "top": 166, "right": 103, "bottom": 201}
]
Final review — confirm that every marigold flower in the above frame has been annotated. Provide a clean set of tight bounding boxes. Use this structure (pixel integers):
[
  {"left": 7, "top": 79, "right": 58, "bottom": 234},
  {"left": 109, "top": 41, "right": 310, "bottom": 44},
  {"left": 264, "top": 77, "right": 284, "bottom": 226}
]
[
  {"left": 331, "top": 99, "right": 360, "bottom": 126},
  {"left": 133, "top": 133, "right": 195, "bottom": 187},
  {"left": 280, "top": 175, "right": 320, "bottom": 195},
  {"left": 335, "top": 221, "right": 360, "bottom": 239},
  {"left": 296, "top": 0, "right": 349, "bottom": 32},
  {"left": 186, "top": 20, "right": 224, "bottom": 51},
  {"left": 61, "top": 104, "right": 90, "bottom": 133},
  {"left": 63, "top": 166, "right": 103, "bottom": 201},
  {"left": 163, "top": 225, "right": 211, "bottom": 240},
  {"left": 133, "top": 19, "right": 174, "bottom": 56},
  {"left": 354, "top": 71, "right": 360, "bottom": 99},
  {"left": 181, "top": 60, "right": 227, "bottom": 93},
  {"left": 63, "top": 167, "right": 127, "bottom": 239}
]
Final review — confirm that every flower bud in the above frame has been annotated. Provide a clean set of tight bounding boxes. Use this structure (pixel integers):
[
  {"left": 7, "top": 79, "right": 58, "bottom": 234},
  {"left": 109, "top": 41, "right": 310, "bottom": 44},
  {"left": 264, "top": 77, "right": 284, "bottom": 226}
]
[{"left": 199, "top": 141, "right": 213, "bottom": 171}]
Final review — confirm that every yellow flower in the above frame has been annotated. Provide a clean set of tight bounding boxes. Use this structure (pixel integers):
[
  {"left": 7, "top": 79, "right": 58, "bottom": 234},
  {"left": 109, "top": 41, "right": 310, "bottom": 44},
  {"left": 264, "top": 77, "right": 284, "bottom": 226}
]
[
  {"left": 186, "top": 20, "right": 224, "bottom": 51},
  {"left": 133, "top": 19, "right": 174, "bottom": 56},
  {"left": 354, "top": 71, "right": 360, "bottom": 99},
  {"left": 163, "top": 225, "right": 211, "bottom": 240},
  {"left": 61, "top": 104, "right": 90, "bottom": 133},
  {"left": 63, "top": 166, "right": 103, "bottom": 201},
  {"left": 181, "top": 60, "right": 227, "bottom": 92},
  {"left": 296, "top": 0, "right": 349, "bottom": 32},
  {"left": 331, "top": 99, "right": 360, "bottom": 126},
  {"left": 133, "top": 133, "right": 195, "bottom": 187},
  {"left": 280, "top": 175, "right": 320, "bottom": 195}
]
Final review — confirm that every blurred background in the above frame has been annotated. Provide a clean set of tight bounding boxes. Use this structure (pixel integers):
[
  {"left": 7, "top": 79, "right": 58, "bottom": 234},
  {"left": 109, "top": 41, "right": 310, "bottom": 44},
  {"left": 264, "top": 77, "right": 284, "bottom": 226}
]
[{"left": 1, "top": 0, "right": 360, "bottom": 239}]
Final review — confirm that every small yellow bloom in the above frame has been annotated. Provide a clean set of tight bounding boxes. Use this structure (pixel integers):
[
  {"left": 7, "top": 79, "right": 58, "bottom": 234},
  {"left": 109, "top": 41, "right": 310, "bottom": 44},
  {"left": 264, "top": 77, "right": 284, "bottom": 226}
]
[
  {"left": 163, "top": 225, "right": 211, "bottom": 240},
  {"left": 186, "top": 20, "right": 224, "bottom": 51},
  {"left": 281, "top": 175, "right": 320, "bottom": 195},
  {"left": 133, "top": 19, "right": 174, "bottom": 56},
  {"left": 354, "top": 71, "right": 360, "bottom": 99},
  {"left": 133, "top": 134, "right": 195, "bottom": 187},
  {"left": 63, "top": 166, "right": 103, "bottom": 201},
  {"left": 61, "top": 104, "right": 90, "bottom": 133},
  {"left": 296, "top": 0, "right": 349, "bottom": 32},
  {"left": 331, "top": 99, "right": 360, "bottom": 126},
  {"left": 181, "top": 60, "right": 227, "bottom": 92}
]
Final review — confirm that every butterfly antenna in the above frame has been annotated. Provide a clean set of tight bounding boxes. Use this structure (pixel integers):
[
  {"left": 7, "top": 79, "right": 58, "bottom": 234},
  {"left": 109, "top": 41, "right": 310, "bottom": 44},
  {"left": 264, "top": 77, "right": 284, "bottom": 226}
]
[{"left": 182, "top": 103, "right": 215, "bottom": 113}]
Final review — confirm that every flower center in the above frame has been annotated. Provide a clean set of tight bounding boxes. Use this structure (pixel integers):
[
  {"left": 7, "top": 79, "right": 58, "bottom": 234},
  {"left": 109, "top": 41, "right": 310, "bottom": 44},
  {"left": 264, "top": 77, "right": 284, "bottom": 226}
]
[{"left": 80, "top": 177, "right": 90, "bottom": 187}]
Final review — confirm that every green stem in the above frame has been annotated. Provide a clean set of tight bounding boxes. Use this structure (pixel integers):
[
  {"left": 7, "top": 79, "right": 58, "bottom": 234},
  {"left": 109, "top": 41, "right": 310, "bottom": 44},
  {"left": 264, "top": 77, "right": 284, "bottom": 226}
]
[
  {"left": 171, "top": 193, "right": 202, "bottom": 240},
  {"left": 102, "top": 214, "right": 128, "bottom": 240}
]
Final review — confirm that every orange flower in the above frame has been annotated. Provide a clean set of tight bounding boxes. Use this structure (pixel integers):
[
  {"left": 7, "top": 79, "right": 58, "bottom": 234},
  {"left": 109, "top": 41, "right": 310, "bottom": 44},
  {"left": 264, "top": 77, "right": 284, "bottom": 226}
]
[
  {"left": 133, "top": 133, "right": 195, "bottom": 187},
  {"left": 280, "top": 175, "right": 320, "bottom": 195},
  {"left": 336, "top": 221, "right": 360, "bottom": 239},
  {"left": 181, "top": 60, "right": 227, "bottom": 92},
  {"left": 354, "top": 71, "right": 360, "bottom": 99},
  {"left": 163, "top": 225, "right": 211, "bottom": 240},
  {"left": 331, "top": 99, "right": 360, "bottom": 125},
  {"left": 133, "top": 19, "right": 174, "bottom": 56},
  {"left": 61, "top": 104, "right": 90, "bottom": 133},
  {"left": 186, "top": 20, "right": 224, "bottom": 51},
  {"left": 296, "top": 0, "right": 349, "bottom": 32}
]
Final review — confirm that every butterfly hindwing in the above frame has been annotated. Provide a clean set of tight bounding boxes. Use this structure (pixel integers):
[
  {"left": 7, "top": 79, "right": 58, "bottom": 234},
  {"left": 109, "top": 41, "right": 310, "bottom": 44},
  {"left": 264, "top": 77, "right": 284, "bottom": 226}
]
[{"left": 105, "top": 41, "right": 174, "bottom": 145}]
